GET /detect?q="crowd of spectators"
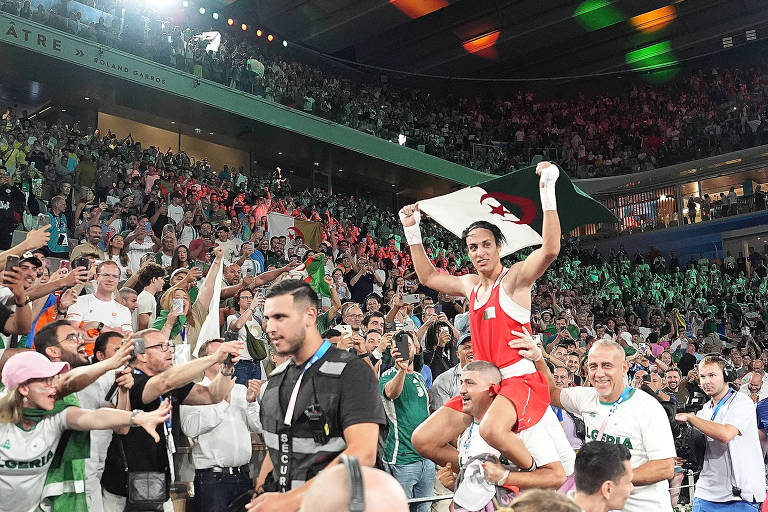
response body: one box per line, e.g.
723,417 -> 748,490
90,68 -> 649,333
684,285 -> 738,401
0,99 -> 767,509
5,0 -> 768,179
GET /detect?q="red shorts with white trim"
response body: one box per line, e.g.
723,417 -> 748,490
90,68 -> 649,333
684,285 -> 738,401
443,371 -> 550,433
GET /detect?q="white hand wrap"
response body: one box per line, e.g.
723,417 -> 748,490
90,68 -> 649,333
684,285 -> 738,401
537,162 -> 559,211
399,209 -> 423,246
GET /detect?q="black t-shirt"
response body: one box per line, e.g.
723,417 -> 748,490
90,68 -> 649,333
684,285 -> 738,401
278,347 -> 386,431
101,372 -> 194,496
345,270 -> 374,305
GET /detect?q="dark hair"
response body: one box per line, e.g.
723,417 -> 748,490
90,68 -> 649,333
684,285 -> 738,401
460,221 -> 506,247
362,311 -> 385,328
137,263 -> 166,287
34,320 -> 72,356
265,279 -> 319,311
364,293 -> 383,307
574,441 -> 632,495
322,328 -> 342,339
94,331 -> 122,355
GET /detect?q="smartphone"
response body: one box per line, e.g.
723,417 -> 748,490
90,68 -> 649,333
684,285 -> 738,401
337,324 -> 353,337
394,331 -> 411,361
224,330 -> 239,342
172,298 -> 184,314
35,212 -> 51,228
59,260 -> 70,271
6,255 -> 19,269
402,293 -> 420,304
440,326 -> 449,336
131,338 -> 146,358
72,256 -> 90,269
145,222 -> 152,233
434,304 -> 443,315
532,334 -> 542,344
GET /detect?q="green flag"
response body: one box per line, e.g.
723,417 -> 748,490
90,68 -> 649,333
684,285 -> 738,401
302,254 -> 331,297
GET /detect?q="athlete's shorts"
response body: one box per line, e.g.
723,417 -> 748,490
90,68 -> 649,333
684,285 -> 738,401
444,370 -> 550,433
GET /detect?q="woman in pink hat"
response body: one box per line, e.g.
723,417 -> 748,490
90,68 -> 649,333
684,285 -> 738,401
0,351 -> 171,512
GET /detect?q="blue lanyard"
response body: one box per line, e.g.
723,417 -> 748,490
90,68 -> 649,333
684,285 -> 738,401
283,339 -> 332,425
551,406 -> 563,422
460,422 -> 478,467
608,387 -> 633,414
710,389 -> 734,421
134,369 -> 172,431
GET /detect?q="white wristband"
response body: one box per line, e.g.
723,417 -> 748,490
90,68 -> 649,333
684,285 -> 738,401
540,184 -> 557,211
403,224 -> 423,246
497,469 -> 510,486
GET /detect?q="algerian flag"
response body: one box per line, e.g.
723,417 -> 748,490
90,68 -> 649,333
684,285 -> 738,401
300,253 -> 331,297
418,163 -> 618,257
267,212 -> 323,250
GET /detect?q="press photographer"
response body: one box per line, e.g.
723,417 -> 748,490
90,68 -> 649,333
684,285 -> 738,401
675,355 -> 766,509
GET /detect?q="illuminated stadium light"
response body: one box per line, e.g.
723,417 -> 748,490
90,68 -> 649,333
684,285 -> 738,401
629,5 -> 676,34
267,34 -> 274,42
390,0 -> 448,19
199,7 -> 205,14
241,23 -> 248,31
227,18 -> 234,26
462,29 -> 501,54
283,40 -> 288,47
573,0 -> 624,32
212,12 -> 219,20
182,0 -> 188,7
256,29 -> 263,37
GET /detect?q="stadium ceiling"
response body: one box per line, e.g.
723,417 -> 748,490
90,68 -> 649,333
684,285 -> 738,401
232,0 -> 768,79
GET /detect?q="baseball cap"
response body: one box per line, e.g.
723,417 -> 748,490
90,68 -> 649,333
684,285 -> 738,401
20,253 -> 43,267
1,351 -> 69,390
170,268 -> 189,281
453,312 -> 470,338
457,333 -> 472,346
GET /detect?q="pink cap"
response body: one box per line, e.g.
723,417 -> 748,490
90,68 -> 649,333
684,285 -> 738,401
1,351 -> 69,390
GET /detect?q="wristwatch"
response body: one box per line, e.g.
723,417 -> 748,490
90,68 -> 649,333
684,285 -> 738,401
129,409 -> 141,428
220,367 -> 234,376
15,294 -> 30,307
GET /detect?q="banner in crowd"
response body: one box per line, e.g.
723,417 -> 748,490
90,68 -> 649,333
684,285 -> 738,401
419,163 -> 618,257
267,213 -> 322,250
191,31 -> 221,52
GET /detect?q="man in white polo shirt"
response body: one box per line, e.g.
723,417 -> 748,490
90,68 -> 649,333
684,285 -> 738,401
517,336 -> 675,512
66,260 -> 133,334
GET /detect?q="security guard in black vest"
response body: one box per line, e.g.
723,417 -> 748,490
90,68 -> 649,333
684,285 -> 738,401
249,279 -> 386,512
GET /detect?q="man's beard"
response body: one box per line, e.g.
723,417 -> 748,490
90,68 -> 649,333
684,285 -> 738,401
276,326 -> 307,357
61,350 -> 89,368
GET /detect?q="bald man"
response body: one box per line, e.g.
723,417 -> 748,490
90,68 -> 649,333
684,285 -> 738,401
744,372 -> 768,403
299,463 -> 409,512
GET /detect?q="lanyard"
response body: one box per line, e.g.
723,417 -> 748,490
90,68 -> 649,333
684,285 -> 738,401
551,406 -> 564,422
460,421 -> 478,467
596,386 -> 632,441
283,340 -> 332,425
710,389 -> 734,421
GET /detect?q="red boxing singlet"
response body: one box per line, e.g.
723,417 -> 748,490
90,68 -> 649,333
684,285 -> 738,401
468,268 -> 529,368
444,267 -> 549,431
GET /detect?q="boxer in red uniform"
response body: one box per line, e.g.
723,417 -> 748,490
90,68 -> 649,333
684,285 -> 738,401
399,161 -> 561,473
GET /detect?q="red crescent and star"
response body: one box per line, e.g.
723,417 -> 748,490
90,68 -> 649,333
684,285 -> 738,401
480,192 -> 537,225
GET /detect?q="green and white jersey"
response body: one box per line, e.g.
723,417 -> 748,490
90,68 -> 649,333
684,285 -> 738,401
0,410 -> 68,512
379,368 -> 430,465
560,386 -> 676,512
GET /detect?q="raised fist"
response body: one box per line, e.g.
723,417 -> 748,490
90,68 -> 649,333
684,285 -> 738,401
398,204 -> 421,227
536,161 -> 559,189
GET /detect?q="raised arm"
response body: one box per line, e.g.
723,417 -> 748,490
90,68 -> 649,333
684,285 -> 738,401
399,204 -> 472,297
56,341 -> 133,397
515,162 -> 561,288
195,246 -> 224,307
66,399 -> 171,442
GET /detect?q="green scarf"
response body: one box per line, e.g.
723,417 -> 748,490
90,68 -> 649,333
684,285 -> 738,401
23,394 -> 90,511
153,310 -> 187,338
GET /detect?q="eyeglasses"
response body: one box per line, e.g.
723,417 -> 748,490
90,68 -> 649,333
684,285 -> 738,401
99,273 -> 120,279
28,376 -> 56,388
57,332 -> 83,344
145,343 -> 174,352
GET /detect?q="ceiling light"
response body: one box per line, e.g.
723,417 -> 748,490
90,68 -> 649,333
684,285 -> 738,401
227,18 -> 234,26
256,29 -> 262,37
182,0 -> 188,7
283,40 -> 288,47
241,23 -> 248,31
199,7 -> 205,14
60,108 -> 66,112
170,121 -> 175,124
267,34 -> 274,42
338,168 -> 343,172
313,162 -> 319,166
209,132 -> 214,135
83,96 -> 89,100
212,12 -> 219,20
277,151 -> 282,155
